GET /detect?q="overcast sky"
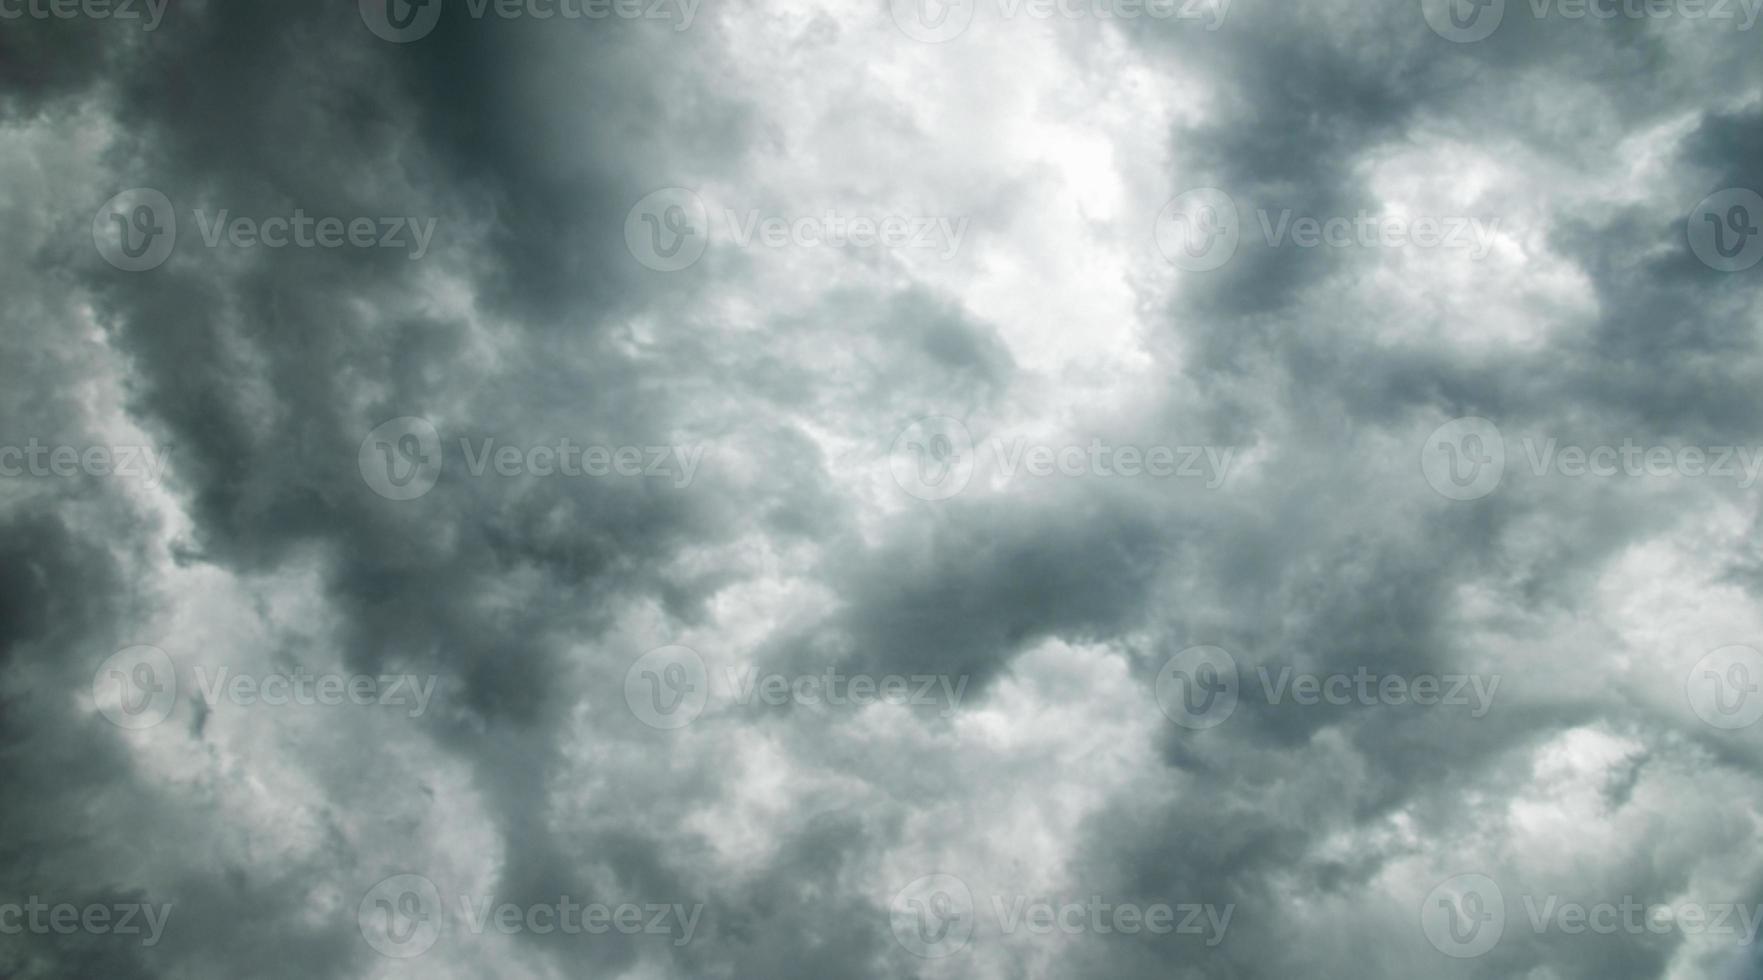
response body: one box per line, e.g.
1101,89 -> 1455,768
4,0 -> 1763,977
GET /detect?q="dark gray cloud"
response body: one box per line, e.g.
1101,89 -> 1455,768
2,0 -> 1760,977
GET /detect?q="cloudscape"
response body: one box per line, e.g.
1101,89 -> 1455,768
4,0 -> 1763,977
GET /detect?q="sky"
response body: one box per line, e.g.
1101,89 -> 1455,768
4,0 -> 1763,977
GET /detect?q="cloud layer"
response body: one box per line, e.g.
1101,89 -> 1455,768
3,0 -> 1763,977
